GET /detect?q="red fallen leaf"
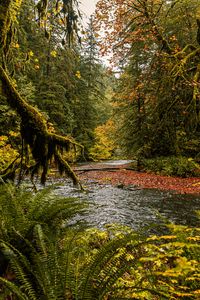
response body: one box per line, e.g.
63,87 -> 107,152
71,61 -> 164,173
79,170 -> 200,195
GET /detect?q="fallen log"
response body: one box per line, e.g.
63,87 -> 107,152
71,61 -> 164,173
73,166 -> 135,172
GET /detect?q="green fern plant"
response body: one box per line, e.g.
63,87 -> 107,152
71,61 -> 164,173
0,183 -> 90,299
0,227 -> 145,300
0,183 -> 88,238
0,228 -> 69,300
0,183 -> 88,280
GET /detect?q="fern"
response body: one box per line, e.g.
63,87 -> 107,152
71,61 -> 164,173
0,241 -> 37,300
32,225 -> 63,300
0,183 -> 88,242
0,226 -> 78,300
0,182 -> 88,299
64,231 -> 144,300
0,277 -> 30,300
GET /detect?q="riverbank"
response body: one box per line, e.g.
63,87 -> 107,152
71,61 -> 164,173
78,169 -> 200,195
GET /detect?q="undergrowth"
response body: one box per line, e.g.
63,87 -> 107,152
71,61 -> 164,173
0,184 -> 199,299
141,156 -> 200,177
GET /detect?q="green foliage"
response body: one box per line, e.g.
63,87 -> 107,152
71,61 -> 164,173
0,0 -> 114,186
0,183 -> 88,246
0,183 -> 88,299
0,103 -> 19,136
0,227 -> 74,300
0,135 -> 19,171
0,185 -> 199,299
61,224 -> 200,299
89,120 -> 116,160
141,156 -> 200,177
12,3 -> 113,161
1,223 -> 200,299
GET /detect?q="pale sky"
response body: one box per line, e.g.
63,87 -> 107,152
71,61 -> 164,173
80,0 -> 98,20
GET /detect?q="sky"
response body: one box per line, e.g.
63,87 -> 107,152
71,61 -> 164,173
79,0 -> 112,66
80,0 -> 98,22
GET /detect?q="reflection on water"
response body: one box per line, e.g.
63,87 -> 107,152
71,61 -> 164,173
54,180 -> 200,231
101,160 -> 135,166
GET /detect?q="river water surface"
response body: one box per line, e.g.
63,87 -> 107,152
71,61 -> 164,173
53,178 -> 200,232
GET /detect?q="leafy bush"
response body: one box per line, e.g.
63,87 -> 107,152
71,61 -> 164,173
0,135 -> 19,171
142,156 -> 200,177
61,224 -> 200,299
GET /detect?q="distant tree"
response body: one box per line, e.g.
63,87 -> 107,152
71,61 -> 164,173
71,17 -> 113,159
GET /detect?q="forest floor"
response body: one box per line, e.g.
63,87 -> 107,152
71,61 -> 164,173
75,163 -> 200,195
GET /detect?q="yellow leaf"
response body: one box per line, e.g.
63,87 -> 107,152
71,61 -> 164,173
28,50 -> 34,57
192,181 -> 200,186
14,43 -> 20,48
75,71 -> 81,79
50,50 -> 57,57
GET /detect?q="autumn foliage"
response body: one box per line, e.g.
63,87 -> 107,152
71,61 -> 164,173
95,0 -> 200,165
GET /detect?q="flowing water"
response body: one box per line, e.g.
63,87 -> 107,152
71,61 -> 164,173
52,177 -> 200,233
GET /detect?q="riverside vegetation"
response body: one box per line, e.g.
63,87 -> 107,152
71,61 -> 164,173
0,184 -> 199,300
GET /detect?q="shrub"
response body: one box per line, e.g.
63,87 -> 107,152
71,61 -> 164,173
0,135 -> 19,172
142,156 -> 200,177
61,223 -> 200,299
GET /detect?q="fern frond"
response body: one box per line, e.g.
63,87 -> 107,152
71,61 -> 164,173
33,224 -> 48,257
64,230 -> 86,299
30,224 -> 69,300
0,183 -> 90,299
0,183 -> 88,244
77,232 -> 141,299
31,196 -> 88,226
0,242 -> 37,300
0,277 -> 29,300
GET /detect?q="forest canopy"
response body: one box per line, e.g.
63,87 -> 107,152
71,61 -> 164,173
0,0 -> 199,182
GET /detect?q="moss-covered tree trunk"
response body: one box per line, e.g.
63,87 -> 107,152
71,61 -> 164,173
0,0 -> 82,187
0,0 -> 22,49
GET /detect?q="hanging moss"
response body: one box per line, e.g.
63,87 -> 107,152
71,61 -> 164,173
197,19 -> 200,45
54,149 -> 81,187
0,0 -> 84,186
0,66 -> 83,186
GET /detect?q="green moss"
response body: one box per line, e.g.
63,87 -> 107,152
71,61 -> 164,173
54,150 -> 82,188
0,0 -> 22,51
0,0 -> 83,186
0,66 -> 82,186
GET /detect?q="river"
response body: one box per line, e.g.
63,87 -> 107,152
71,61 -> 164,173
52,176 -> 200,233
